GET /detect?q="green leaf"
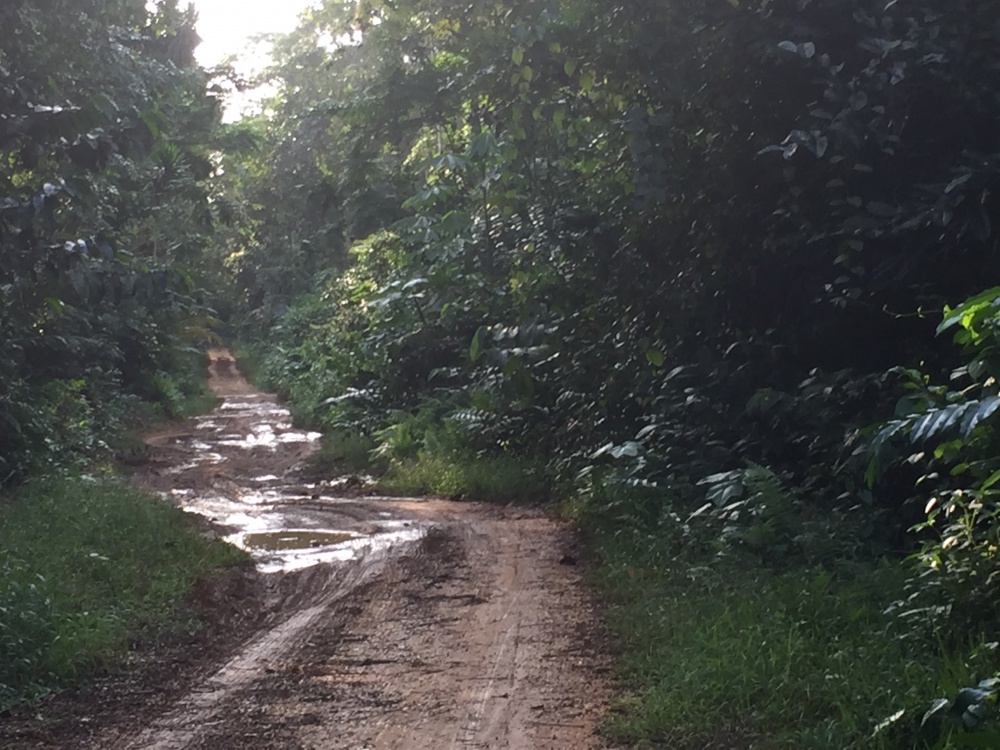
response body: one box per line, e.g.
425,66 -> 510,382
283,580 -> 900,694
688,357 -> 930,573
873,708 -> 905,735
89,93 -> 119,119
938,287 -> 1000,336
962,397 -> 1000,438
921,699 -> 949,727
469,327 -> 486,362
467,130 -> 498,159
980,468 -> 1000,492
138,108 -> 162,139
911,409 -> 954,444
512,47 -> 524,65
611,442 -> 640,459
645,348 -> 665,367
44,297 -> 65,315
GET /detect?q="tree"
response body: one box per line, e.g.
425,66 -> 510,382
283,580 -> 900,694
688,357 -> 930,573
0,0 -> 223,483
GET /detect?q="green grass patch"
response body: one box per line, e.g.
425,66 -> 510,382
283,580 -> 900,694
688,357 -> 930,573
583,508 -> 999,748
380,451 -> 551,503
303,429 -> 382,478
0,476 -> 247,710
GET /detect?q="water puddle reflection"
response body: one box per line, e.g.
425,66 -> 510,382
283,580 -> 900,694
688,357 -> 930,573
245,528 -> 425,574
165,389 -> 425,574
240,530 -> 359,551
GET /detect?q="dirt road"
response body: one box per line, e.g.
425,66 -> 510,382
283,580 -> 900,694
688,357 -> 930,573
3,350 -> 610,749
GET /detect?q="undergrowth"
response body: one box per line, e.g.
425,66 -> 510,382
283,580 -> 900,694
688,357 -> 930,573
577,484 -> 1000,749
379,451 -> 551,503
0,476 -> 246,710
154,346 -> 219,420
230,342 -> 271,392
302,429 -> 381,478
241,341 -> 554,503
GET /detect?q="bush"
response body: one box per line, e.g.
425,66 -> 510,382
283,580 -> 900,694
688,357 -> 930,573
870,288 -> 1000,636
380,451 -> 551,503
303,429 -> 381,477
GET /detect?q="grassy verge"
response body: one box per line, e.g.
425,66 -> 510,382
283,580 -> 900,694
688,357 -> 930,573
378,451 -> 552,503
0,476 -> 247,711
302,429 -> 382,479
576,492 -> 999,749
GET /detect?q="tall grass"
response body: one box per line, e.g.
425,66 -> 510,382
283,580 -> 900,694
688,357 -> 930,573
0,476 -> 246,710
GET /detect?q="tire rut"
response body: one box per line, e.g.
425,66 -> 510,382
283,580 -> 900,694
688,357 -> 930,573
161,515 -> 609,750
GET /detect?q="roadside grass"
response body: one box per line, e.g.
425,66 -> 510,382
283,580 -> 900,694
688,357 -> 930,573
303,429 -> 383,478
0,476 -> 247,711
582,511 -> 996,749
379,451 -> 552,504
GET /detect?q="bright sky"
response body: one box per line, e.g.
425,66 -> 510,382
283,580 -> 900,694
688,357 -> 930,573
190,0 -> 316,69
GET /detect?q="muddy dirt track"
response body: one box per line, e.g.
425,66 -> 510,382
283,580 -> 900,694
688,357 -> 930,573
1,350 -> 611,749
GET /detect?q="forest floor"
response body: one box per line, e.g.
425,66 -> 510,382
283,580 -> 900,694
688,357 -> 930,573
0,349 -> 611,750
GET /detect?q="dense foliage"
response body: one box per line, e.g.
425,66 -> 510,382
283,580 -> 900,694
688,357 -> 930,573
0,0 -> 249,714
0,0 -> 225,483
232,0 -> 999,527
219,0 -> 1000,745
6,0 -> 1000,743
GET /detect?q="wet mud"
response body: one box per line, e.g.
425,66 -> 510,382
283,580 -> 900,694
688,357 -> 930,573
0,349 -> 610,749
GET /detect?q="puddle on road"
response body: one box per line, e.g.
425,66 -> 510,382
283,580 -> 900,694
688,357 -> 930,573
163,389 -> 426,574
163,454 -> 225,474
242,528 -> 425,574
240,530 -> 359,551
216,430 -> 321,449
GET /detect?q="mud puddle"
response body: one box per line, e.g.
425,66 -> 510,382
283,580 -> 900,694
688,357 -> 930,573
240,530 -> 358,550
140,351 -> 432,576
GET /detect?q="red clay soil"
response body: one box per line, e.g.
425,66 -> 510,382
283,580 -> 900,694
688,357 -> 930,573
0,349 -> 612,749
